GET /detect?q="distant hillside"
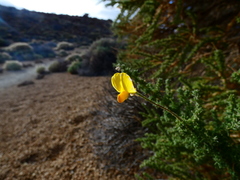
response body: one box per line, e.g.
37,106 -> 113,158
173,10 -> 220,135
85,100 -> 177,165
0,5 -> 113,46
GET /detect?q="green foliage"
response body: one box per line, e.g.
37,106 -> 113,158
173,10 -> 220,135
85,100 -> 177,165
3,60 -> 22,71
105,0 -> 240,179
231,70 -> 240,84
136,79 -> 240,179
236,17 -> 240,24
65,53 -> 83,74
67,61 -> 82,74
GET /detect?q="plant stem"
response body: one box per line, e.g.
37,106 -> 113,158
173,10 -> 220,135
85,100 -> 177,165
136,92 -> 184,122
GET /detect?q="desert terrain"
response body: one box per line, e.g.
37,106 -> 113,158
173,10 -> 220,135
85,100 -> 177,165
0,72 -> 139,180
0,5 -> 147,179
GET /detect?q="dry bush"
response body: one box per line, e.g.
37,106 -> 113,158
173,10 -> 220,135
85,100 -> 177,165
48,60 -> 68,73
36,66 -> 46,75
4,42 -> 38,61
65,53 -> 82,64
3,60 -> 23,71
55,42 -> 74,51
5,42 -> 33,52
79,38 -> 124,76
87,84 -> 151,175
56,49 -> 68,57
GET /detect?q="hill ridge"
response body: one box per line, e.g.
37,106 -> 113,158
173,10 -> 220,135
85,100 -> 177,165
0,5 -> 113,45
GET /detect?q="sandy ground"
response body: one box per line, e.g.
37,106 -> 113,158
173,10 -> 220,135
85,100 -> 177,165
0,72 -> 138,180
0,60 -> 53,90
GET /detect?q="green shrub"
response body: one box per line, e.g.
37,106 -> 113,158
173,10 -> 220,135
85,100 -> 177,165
67,61 -> 82,74
65,53 -> 82,63
48,60 -> 67,73
3,60 -> 22,71
55,42 -> 74,51
80,38 -> 123,76
107,0 -> 240,179
36,66 -> 46,75
0,52 -> 11,64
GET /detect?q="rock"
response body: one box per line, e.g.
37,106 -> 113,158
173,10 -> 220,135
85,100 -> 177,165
17,81 -> 34,87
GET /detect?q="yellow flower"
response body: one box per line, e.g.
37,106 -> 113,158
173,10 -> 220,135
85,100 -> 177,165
111,73 -> 137,103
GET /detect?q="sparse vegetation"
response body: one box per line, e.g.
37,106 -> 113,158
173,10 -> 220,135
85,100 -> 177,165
3,60 -> 22,71
31,42 -> 56,58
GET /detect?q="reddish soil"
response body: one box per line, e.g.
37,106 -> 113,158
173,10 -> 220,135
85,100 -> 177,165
0,73 -> 136,180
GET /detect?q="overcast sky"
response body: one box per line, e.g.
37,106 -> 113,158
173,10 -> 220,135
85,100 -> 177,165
0,0 -> 120,20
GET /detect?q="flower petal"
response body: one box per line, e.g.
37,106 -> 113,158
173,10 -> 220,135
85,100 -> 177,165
111,73 -> 124,93
117,91 -> 129,103
121,73 -> 137,93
